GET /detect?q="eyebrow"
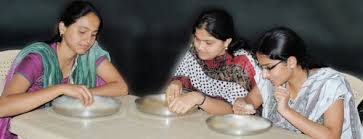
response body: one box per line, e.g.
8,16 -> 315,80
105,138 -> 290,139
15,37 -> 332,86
194,35 -> 213,41
260,63 -> 272,67
79,26 -> 98,32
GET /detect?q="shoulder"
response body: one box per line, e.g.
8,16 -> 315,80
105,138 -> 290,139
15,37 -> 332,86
232,49 -> 260,70
15,53 -> 43,84
313,68 -> 349,96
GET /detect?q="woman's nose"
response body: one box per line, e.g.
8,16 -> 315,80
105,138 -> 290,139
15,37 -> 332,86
197,42 -> 207,51
83,34 -> 94,44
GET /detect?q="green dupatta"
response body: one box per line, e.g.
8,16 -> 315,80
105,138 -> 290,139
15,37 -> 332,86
6,41 -> 110,89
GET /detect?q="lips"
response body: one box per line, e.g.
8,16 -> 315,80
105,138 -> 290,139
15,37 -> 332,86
79,44 -> 89,48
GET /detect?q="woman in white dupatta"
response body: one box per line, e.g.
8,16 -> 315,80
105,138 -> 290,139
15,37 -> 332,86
233,27 -> 361,139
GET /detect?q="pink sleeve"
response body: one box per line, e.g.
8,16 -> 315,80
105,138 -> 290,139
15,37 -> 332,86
96,55 -> 107,66
15,53 -> 43,84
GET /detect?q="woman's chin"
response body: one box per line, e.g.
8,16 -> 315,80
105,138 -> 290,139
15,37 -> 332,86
197,54 -> 212,60
76,48 -> 90,55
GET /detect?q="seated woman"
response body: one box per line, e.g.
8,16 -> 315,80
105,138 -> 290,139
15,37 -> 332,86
165,9 -> 271,115
0,1 -> 128,138
233,27 -> 361,138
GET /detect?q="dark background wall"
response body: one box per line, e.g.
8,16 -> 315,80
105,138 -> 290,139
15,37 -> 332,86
1,0 -> 362,96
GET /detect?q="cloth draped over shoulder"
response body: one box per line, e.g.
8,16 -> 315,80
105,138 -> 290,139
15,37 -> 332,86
260,68 -> 362,139
0,41 -> 110,139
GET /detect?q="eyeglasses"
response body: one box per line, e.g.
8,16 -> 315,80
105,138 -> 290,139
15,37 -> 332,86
263,61 -> 283,71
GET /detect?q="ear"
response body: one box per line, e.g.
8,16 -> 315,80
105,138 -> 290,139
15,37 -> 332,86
58,22 -> 67,35
224,38 -> 232,49
287,56 -> 297,69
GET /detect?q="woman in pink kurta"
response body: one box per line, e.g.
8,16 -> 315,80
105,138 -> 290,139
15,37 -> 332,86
0,1 -> 128,139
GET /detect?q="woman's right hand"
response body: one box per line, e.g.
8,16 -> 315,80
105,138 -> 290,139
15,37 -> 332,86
165,80 -> 183,104
57,84 -> 94,106
233,97 -> 256,115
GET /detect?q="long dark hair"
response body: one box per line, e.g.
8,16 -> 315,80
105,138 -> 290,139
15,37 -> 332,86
192,9 -> 249,55
255,27 -> 325,69
49,1 -> 102,43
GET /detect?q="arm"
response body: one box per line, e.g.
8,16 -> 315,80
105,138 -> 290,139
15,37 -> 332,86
244,86 -> 263,108
89,59 -> 128,96
280,100 -> 343,139
166,77 -> 233,114
0,74 -> 92,117
168,91 -> 233,115
197,93 -> 233,114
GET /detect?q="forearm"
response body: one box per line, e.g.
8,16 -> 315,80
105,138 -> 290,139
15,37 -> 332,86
244,95 -> 262,109
199,96 -> 233,115
0,86 -> 62,117
243,86 -> 263,109
89,81 -> 128,96
281,109 -> 339,139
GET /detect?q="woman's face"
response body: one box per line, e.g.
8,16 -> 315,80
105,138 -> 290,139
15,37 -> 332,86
256,53 -> 291,86
59,12 -> 100,54
193,28 -> 231,60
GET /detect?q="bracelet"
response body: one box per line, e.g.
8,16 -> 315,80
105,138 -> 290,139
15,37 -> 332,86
198,93 -> 206,106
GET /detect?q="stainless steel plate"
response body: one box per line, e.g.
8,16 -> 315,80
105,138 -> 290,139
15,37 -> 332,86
134,94 -> 198,117
52,95 -> 121,118
206,114 -> 272,136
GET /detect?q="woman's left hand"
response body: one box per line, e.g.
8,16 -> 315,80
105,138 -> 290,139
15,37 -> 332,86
168,91 -> 204,114
274,86 -> 291,114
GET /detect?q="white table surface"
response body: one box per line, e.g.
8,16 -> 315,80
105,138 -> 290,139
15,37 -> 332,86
10,95 -> 308,139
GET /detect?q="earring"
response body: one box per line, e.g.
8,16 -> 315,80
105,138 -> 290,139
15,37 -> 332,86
225,47 -> 228,50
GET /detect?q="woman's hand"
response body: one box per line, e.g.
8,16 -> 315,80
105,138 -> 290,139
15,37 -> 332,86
57,84 -> 94,106
274,86 -> 291,114
233,97 -> 256,115
168,91 -> 203,114
165,80 -> 183,104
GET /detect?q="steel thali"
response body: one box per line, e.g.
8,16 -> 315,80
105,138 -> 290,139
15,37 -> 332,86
206,114 -> 272,136
52,95 -> 121,118
134,94 -> 198,117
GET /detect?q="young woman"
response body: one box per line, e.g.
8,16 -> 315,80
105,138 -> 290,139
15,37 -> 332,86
165,9 -> 271,115
0,1 -> 128,138
233,27 -> 361,138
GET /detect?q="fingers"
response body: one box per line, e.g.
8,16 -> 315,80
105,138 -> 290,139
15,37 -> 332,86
274,90 -> 289,99
168,98 -> 178,112
80,86 -> 94,106
233,100 -> 256,115
275,86 -> 288,94
165,84 -> 182,105
172,85 -> 181,100
166,87 -> 174,104
168,98 -> 188,114
60,84 -> 93,107
75,86 -> 88,106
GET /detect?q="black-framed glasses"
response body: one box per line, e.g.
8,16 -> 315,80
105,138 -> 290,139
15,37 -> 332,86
264,61 -> 283,71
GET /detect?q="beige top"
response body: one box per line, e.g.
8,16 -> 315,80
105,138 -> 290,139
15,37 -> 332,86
10,95 -> 308,139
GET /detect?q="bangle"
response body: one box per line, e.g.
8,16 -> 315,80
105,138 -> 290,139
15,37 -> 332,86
198,93 -> 206,106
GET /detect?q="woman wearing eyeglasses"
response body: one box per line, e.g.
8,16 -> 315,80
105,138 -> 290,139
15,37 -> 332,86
233,27 -> 361,138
